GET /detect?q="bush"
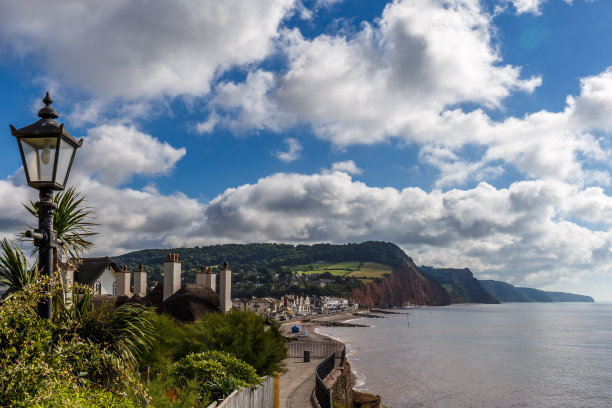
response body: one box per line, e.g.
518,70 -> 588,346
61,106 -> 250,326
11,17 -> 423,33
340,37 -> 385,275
0,286 -> 147,407
30,385 -> 137,408
182,311 -> 286,376
172,350 -> 262,401
141,311 -> 286,377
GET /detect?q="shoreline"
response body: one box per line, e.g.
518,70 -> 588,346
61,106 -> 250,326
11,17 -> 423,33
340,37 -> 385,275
281,310 -> 385,394
281,310 -> 377,342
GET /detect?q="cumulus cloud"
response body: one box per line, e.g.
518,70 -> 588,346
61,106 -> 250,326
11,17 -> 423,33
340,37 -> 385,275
329,160 -> 362,175
203,170 -> 612,288
213,0 -> 539,145
0,179 -> 35,238
508,0 -> 547,14
74,124 -> 186,186
71,178 -> 206,256
275,138 -> 303,162
0,0 -> 295,101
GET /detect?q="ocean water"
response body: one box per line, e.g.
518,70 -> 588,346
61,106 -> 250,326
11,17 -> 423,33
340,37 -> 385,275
317,303 -> 612,408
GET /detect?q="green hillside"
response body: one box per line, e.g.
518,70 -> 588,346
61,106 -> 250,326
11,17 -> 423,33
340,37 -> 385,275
112,241 -> 407,298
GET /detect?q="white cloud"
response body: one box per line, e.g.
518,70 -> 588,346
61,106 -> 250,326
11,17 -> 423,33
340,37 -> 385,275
330,160 -> 362,175
74,125 -> 186,186
508,0 -> 547,14
3,164 -> 612,294
72,179 -> 206,256
275,138 -> 303,162
0,179 -> 35,240
0,0 -> 295,101
213,0 -> 539,145
203,170 -> 612,288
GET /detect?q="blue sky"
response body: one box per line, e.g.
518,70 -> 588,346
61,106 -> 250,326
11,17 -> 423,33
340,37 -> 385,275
2,0 -> 612,301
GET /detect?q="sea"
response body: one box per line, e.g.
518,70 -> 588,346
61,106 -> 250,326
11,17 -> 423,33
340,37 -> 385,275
317,303 -> 612,408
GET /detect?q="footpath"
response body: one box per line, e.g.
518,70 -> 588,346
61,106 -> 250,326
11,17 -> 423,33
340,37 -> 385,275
279,357 -> 323,408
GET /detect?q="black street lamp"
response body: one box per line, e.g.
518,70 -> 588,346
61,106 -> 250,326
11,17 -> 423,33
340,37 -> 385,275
10,92 -> 82,319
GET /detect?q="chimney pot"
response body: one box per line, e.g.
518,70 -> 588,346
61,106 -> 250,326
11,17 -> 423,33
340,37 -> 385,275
167,253 -> 172,261
201,266 -> 206,273
138,264 -> 144,272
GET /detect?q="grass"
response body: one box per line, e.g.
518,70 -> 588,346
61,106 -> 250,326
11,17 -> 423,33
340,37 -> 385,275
293,261 -> 361,276
294,261 -> 393,283
346,262 -> 392,279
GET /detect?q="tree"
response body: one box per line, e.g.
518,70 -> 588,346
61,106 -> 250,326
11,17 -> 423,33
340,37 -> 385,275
23,186 -> 98,268
187,311 -> 286,376
0,238 -> 36,297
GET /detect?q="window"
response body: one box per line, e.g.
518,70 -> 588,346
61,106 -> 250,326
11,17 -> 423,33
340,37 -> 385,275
95,281 -> 101,294
112,282 -> 117,296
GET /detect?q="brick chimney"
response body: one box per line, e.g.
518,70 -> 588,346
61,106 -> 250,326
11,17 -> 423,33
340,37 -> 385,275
197,266 -> 216,292
134,264 -> 147,296
163,253 -> 181,301
220,261 -> 231,313
116,265 -> 131,296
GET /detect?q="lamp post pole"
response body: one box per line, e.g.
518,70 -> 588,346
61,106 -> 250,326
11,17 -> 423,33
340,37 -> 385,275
34,188 -> 58,319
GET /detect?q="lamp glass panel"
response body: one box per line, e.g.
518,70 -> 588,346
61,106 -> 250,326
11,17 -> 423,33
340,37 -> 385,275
56,138 -> 76,187
19,137 -> 57,182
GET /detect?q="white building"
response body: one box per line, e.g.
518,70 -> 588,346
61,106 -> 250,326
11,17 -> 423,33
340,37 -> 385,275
73,257 -> 120,295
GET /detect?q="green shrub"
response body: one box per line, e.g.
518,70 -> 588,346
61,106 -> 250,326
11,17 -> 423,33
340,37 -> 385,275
0,287 -> 148,407
30,385 -> 137,408
141,311 -> 286,377
172,350 -> 262,401
182,311 -> 287,376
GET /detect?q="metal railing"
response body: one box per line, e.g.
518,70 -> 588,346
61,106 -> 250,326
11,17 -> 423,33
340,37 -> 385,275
315,351 -> 336,408
285,341 -> 344,358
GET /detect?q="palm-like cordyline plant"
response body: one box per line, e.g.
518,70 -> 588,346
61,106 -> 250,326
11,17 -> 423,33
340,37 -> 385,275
23,186 -> 98,261
57,286 -> 157,370
0,238 -> 37,297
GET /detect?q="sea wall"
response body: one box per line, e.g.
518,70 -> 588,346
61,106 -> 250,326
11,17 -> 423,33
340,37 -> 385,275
313,360 -> 380,408
329,360 -> 354,407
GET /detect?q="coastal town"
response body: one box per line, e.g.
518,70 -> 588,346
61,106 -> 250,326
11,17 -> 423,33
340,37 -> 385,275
2,1 -> 612,407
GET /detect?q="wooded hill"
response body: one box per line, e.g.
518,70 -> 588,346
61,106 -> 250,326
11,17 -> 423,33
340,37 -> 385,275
113,241 -> 413,299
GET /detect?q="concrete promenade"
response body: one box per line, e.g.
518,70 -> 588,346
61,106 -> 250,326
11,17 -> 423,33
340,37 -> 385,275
279,357 -> 323,408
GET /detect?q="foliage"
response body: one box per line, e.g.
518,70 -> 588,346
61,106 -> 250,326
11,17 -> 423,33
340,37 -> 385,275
29,385 -> 137,408
0,238 -> 37,296
114,241 -> 408,294
23,187 -> 98,260
0,286 -> 147,407
184,311 -> 286,376
146,369 -> 203,408
71,298 -> 157,370
141,311 -> 286,377
172,350 -> 262,401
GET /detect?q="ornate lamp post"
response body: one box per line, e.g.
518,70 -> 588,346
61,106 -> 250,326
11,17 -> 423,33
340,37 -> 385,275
10,92 -> 83,319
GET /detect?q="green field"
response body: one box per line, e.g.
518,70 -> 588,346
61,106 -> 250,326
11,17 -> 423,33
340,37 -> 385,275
293,261 -> 392,283
346,262 -> 392,278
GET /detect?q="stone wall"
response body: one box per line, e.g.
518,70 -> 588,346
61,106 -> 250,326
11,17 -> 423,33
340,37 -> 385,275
313,358 -> 381,408
329,360 -> 354,407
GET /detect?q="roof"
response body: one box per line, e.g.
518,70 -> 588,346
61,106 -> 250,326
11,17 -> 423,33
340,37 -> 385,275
134,283 -> 220,322
74,257 -> 119,285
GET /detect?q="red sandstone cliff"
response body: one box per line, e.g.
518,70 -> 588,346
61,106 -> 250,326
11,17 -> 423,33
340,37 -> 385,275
349,260 -> 451,307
